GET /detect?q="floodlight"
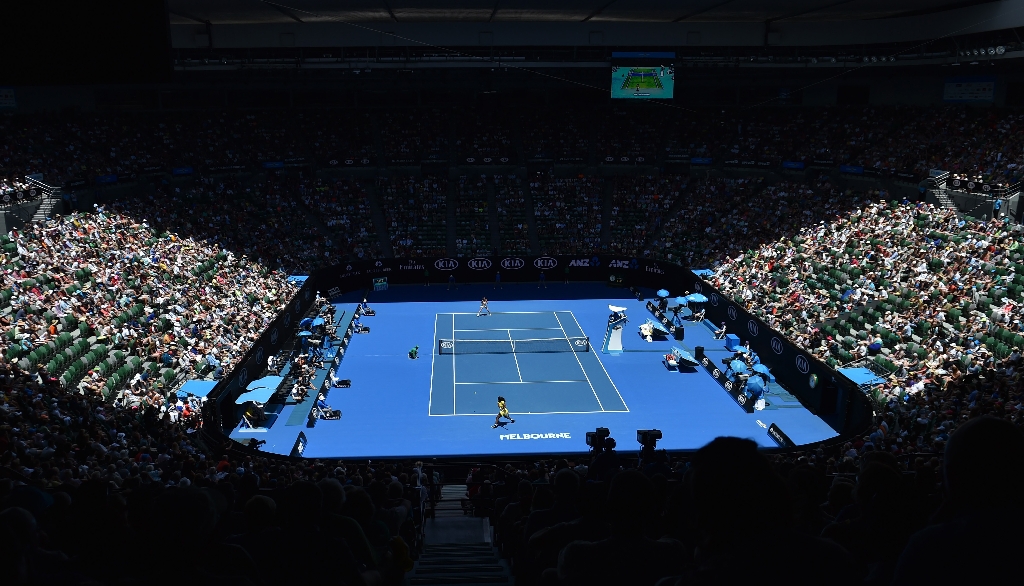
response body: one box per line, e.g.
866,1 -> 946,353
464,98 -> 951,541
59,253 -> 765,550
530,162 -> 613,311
997,46 -> 1006,55
988,47 -> 996,55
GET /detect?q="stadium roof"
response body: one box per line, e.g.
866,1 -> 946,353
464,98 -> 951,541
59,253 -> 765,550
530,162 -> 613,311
167,0 -> 998,25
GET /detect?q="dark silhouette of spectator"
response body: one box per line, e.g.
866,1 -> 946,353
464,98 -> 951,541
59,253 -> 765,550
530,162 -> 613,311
0,506 -> 75,586
821,461 -> 914,584
528,479 -> 611,584
524,468 -> 580,542
225,494 -> 281,568
497,479 -> 534,560
660,437 -> 856,586
892,416 -> 1024,585
317,479 -> 381,579
557,470 -> 686,586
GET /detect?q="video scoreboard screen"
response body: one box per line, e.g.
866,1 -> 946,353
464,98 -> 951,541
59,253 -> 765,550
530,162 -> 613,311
611,52 -> 675,100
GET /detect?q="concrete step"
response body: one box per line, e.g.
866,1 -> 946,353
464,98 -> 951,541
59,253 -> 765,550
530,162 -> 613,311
409,576 -> 509,585
414,565 -> 505,574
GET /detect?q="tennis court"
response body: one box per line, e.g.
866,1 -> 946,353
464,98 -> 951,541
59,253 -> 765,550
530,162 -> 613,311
429,311 -> 628,416
621,68 -> 664,90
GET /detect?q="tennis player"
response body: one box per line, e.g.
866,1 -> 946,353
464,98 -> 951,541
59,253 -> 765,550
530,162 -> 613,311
492,395 -> 515,428
477,297 -> 491,317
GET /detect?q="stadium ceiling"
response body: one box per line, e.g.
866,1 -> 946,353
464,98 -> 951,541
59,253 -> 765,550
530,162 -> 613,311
167,0 -> 999,25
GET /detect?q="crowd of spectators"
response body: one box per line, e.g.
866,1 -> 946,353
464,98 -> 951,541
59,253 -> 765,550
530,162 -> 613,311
521,109 -> 590,162
455,111 -> 515,162
4,105 -> 1024,586
453,175 -> 492,257
493,174 -> 532,255
709,195 -> 1024,432
1,177 -> 38,207
6,106 -> 1024,189
458,415 -> 1023,586
299,176 -> 380,261
595,108 -> 660,163
531,174 -> 603,256
0,191 -> 297,404
0,348 -> 426,585
380,110 -> 449,163
608,175 -> 685,256
377,175 -> 448,257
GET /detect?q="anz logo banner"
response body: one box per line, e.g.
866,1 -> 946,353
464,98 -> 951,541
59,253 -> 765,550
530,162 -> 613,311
607,258 -> 639,270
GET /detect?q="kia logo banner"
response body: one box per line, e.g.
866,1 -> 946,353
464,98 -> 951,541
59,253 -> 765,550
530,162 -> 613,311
710,294 -> 719,306
270,328 -> 279,344
534,257 -> 558,269
747,320 -> 759,337
771,337 -> 784,355
467,258 -> 492,270
727,306 -> 738,321
501,257 -> 526,270
435,258 -> 459,271
238,368 -> 248,386
693,282 -> 702,293
255,347 -> 265,365
795,355 -> 810,374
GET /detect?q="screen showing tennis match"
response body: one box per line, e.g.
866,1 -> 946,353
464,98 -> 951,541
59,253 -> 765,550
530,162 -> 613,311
611,52 -> 675,99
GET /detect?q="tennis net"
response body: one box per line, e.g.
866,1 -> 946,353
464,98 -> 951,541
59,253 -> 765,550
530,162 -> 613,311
438,336 -> 590,355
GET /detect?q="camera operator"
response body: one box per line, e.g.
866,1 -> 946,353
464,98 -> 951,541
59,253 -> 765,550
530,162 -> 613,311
587,437 -> 620,482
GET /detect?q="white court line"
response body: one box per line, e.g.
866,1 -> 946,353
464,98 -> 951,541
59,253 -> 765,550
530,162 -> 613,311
428,313 -> 438,415
566,311 -> 630,412
452,313 -> 457,415
454,327 -> 563,332
454,380 -> 586,385
509,329 -> 523,382
553,312 -> 604,411
441,311 -> 557,315
428,409 -> 623,417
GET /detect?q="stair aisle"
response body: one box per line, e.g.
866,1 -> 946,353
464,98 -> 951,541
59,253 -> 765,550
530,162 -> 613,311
520,170 -> 541,255
365,181 -> 396,258
447,180 -> 458,257
32,195 -> 61,222
409,485 -> 512,586
600,179 -> 613,249
486,177 -> 502,254
407,543 -> 511,586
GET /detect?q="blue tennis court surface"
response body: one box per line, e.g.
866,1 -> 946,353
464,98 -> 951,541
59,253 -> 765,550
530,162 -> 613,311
247,282 -> 837,459
430,311 -> 627,416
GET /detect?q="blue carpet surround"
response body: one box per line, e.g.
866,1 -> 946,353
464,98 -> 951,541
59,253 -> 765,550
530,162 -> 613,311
240,283 -> 837,458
